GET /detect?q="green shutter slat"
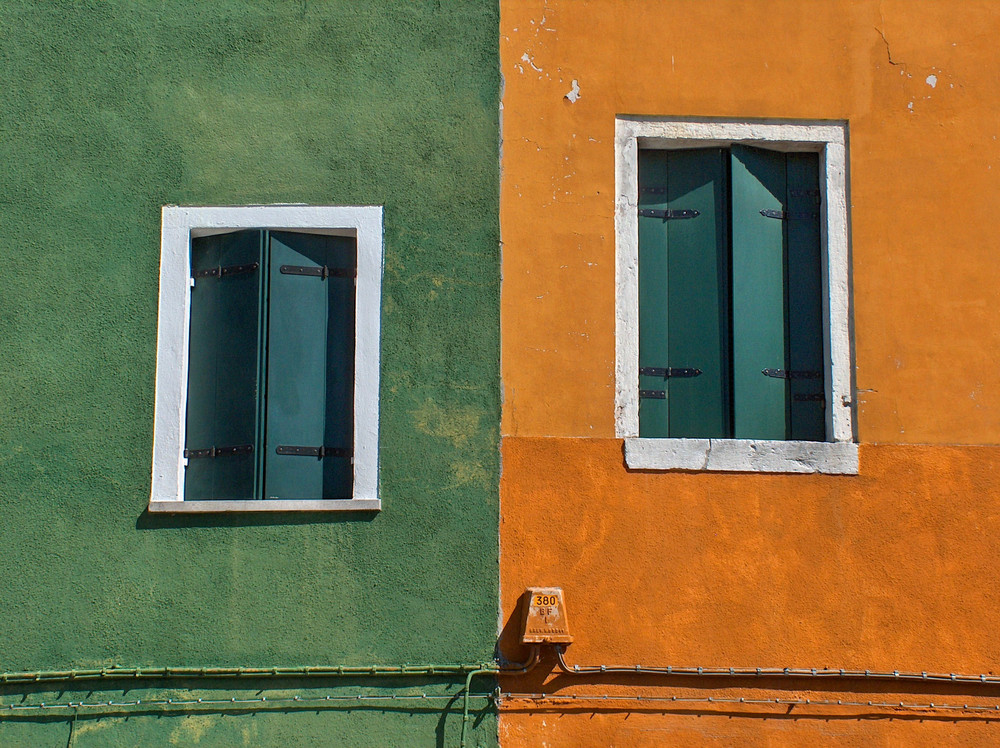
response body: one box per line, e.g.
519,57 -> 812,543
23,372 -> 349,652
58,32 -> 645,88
264,231 -> 356,499
731,145 -> 788,440
637,150 -> 671,436
638,148 -> 730,438
785,152 -> 826,441
666,148 -> 730,438
184,230 -> 262,500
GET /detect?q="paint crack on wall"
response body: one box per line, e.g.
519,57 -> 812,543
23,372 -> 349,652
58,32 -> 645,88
875,25 -> 906,67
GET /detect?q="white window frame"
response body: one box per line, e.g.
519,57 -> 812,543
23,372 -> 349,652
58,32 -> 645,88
615,118 -> 857,474
149,205 -> 383,512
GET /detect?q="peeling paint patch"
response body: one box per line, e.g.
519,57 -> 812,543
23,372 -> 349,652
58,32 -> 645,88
564,79 -> 580,102
926,74 -> 938,88
521,53 -> 543,73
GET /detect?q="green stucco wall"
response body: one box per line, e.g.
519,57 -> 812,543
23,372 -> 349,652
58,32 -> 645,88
0,1 -> 499,745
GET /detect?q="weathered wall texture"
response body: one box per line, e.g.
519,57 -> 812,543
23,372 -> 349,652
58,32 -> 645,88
498,0 -> 1000,744
0,2 -> 499,746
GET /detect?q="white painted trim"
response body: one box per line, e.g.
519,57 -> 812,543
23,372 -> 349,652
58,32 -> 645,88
615,118 -> 855,474
150,205 -> 383,511
624,439 -> 858,474
149,499 -> 381,514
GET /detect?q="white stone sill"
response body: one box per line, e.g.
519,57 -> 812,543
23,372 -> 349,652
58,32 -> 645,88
148,499 -> 381,513
624,438 -> 859,474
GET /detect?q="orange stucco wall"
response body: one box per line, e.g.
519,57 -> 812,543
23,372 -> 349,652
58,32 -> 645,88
499,1 -> 1000,744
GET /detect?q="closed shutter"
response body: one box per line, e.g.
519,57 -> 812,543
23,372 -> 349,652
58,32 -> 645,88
184,230 -> 263,499
785,153 -> 826,441
638,148 -> 730,438
264,231 -> 356,499
730,144 -> 788,440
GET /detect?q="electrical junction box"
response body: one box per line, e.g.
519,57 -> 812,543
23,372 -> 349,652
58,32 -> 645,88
520,587 -> 573,645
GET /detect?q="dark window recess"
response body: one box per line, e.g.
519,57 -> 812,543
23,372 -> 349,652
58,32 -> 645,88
184,229 -> 356,500
637,146 -> 826,441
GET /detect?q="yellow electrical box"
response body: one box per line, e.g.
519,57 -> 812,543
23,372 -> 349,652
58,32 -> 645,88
520,587 -> 573,645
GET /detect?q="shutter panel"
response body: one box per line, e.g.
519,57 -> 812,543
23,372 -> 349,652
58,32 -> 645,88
638,148 -> 730,438
730,145 -> 788,440
264,231 -> 356,499
637,151 -> 671,436
184,230 -> 263,499
785,152 -> 826,441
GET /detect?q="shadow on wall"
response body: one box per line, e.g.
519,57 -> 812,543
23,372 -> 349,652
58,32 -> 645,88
495,592 -> 1000,708
0,675 -> 493,748
135,509 -> 380,530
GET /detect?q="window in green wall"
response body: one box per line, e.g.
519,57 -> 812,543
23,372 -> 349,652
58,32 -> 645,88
184,229 -> 356,501
637,146 -> 826,441
149,206 -> 383,513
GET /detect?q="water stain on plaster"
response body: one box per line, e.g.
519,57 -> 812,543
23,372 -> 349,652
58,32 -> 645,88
411,398 -> 482,448
67,719 -> 117,741
449,459 -> 489,489
170,715 -> 218,744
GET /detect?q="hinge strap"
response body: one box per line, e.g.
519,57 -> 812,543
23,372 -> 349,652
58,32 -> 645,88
275,446 -> 352,458
638,208 -> 701,221
793,393 -> 825,402
640,367 -> 702,378
184,444 -> 254,459
279,265 -> 355,279
638,390 -> 666,400
192,262 -> 259,279
762,368 -> 822,380
760,209 -> 819,220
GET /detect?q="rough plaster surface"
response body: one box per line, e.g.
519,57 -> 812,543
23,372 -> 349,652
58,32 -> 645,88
0,2 -> 499,745
500,0 -> 1000,444
499,0 -> 1000,744
499,440 -> 1000,745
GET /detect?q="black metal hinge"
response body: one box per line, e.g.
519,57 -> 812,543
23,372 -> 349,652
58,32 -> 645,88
275,445 -> 352,458
279,265 -> 355,279
184,444 -> 254,459
793,393 -> 826,402
639,390 -> 666,400
762,368 -> 822,380
193,262 -> 259,279
640,367 -> 702,378
638,208 -> 701,221
760,209 -> 819,220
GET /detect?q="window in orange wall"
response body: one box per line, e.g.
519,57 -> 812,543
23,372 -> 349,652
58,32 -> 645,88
616,118 -> 856,474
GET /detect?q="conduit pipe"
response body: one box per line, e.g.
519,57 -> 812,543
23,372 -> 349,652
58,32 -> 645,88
0,662 -> 507,748
554,647 -> 1000,686
460,646 -> 541,748
0,663 -> 492,684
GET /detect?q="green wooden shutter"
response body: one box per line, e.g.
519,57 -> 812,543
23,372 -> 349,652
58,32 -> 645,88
637,151 -> 671,436
730,145 -> 788,440
264,231 -> 356,499
184,230 -> 263,499
638,148 -> 730,438
785,153 -> 826,441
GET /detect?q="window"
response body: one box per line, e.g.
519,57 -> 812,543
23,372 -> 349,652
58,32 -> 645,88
615,119 -> 857,474
150,206 -> 382,512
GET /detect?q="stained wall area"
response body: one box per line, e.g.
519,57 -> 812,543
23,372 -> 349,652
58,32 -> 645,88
0,2 -> 499,746
499,1 -> 1000,744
